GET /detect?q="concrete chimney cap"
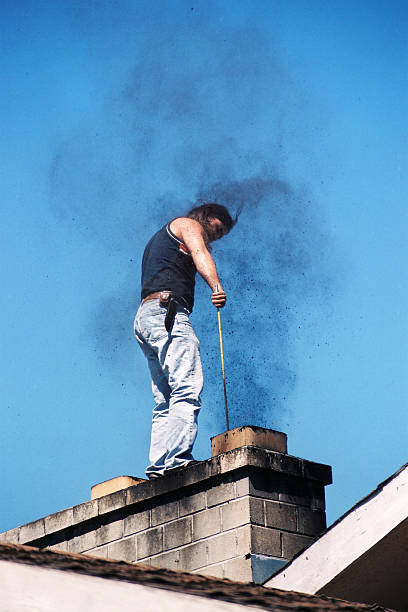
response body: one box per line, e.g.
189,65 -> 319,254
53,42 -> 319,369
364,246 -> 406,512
211,425 -> 287,457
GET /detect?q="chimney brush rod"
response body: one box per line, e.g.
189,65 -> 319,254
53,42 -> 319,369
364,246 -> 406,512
214,284 -> 229,430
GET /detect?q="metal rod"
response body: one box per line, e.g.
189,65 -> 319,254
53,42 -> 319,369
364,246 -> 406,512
215,285 -> 229,430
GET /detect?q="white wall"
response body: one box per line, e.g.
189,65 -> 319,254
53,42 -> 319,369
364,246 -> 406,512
0,560 -> 259,612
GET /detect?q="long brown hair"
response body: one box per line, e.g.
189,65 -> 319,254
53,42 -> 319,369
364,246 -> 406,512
187,203 -> 237,237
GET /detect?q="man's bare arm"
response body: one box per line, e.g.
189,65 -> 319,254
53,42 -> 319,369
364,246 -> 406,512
172,218 -> 227,307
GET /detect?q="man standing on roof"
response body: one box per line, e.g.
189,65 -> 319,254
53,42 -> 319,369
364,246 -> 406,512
134,203 -> 236,479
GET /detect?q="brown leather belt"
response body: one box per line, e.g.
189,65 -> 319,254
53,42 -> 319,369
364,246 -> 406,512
141,292 -> 162,305
141,292 -> 189,332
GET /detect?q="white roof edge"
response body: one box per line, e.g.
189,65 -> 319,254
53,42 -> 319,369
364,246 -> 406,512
265,463 -> 408,593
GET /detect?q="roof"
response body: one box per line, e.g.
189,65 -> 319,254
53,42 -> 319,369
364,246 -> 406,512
0,542 -> 395,611
266,462 -> 408,610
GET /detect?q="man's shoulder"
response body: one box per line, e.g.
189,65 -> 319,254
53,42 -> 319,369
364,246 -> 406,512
169,217 -> 201,239
169,216 -> 199,226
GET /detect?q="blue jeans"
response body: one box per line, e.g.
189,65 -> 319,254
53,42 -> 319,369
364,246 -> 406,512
134,299 -> 203,477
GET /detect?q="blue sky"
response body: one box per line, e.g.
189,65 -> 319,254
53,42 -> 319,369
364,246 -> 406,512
1,0 -> 407,533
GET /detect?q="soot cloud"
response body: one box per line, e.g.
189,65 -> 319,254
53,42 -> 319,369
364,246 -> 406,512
49,6 -> 336,430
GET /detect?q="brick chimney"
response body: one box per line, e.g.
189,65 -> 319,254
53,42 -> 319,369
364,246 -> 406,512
0,427 -> 332,583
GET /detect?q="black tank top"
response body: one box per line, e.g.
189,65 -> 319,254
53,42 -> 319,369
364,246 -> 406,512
141,222 -> 197,311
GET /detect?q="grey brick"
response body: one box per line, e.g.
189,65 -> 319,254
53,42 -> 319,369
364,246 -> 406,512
73,500 -> 98,523
307,483 -> 326,511
69,530 -> 97,553
251,525 -> 281,557
311,495 -> 326,511
164,516 -> 192,550
19,519 -> 45,544
277,476 -> 315,508
45,508 -> 73,535
193,507 -> 221,541
137,526 -> 163,559
221,497 -> 250,530
297,507 -> 326,536
249,497 -> 265,526
152,501 -> 178,526
179,491 -> 206,516
0,527 -> 20,544
194,561 -> 224,578
278,491 -> 310,507
86,545 -> 108,558
149,549 -> 180,571
46,541 -> 69,553
236,525 -> 251,556
96,519 -> 123,546
124,509 -> 150,536
178,540 -> 208,571
126,486 -> 147,506
108,536 -> 137,562
281,532 -> 313,559
236,477 -> 250,498
98,490 -> 126,515
207,531 -> 236,565
138,557 -> 152,566
223,556 -> 252,582
264,501 -> 297,532
207,481 -> 236,507
164,462 -> 207,490
247,471 -> 279,501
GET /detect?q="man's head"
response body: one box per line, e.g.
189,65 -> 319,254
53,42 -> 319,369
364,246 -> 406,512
187,202 -> 237,243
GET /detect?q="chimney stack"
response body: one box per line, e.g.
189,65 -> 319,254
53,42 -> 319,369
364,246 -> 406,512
0,427 -> 331,583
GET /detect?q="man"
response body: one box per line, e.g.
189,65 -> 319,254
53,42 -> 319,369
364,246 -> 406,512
134,202 -> 236,478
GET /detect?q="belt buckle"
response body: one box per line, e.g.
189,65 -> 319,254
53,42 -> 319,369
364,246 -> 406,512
159,291 -> 171,306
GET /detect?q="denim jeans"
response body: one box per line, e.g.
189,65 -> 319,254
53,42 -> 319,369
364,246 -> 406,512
134,299 -> 203,477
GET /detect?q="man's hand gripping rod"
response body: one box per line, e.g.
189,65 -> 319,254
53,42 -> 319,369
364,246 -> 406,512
214,284 -> 229,430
